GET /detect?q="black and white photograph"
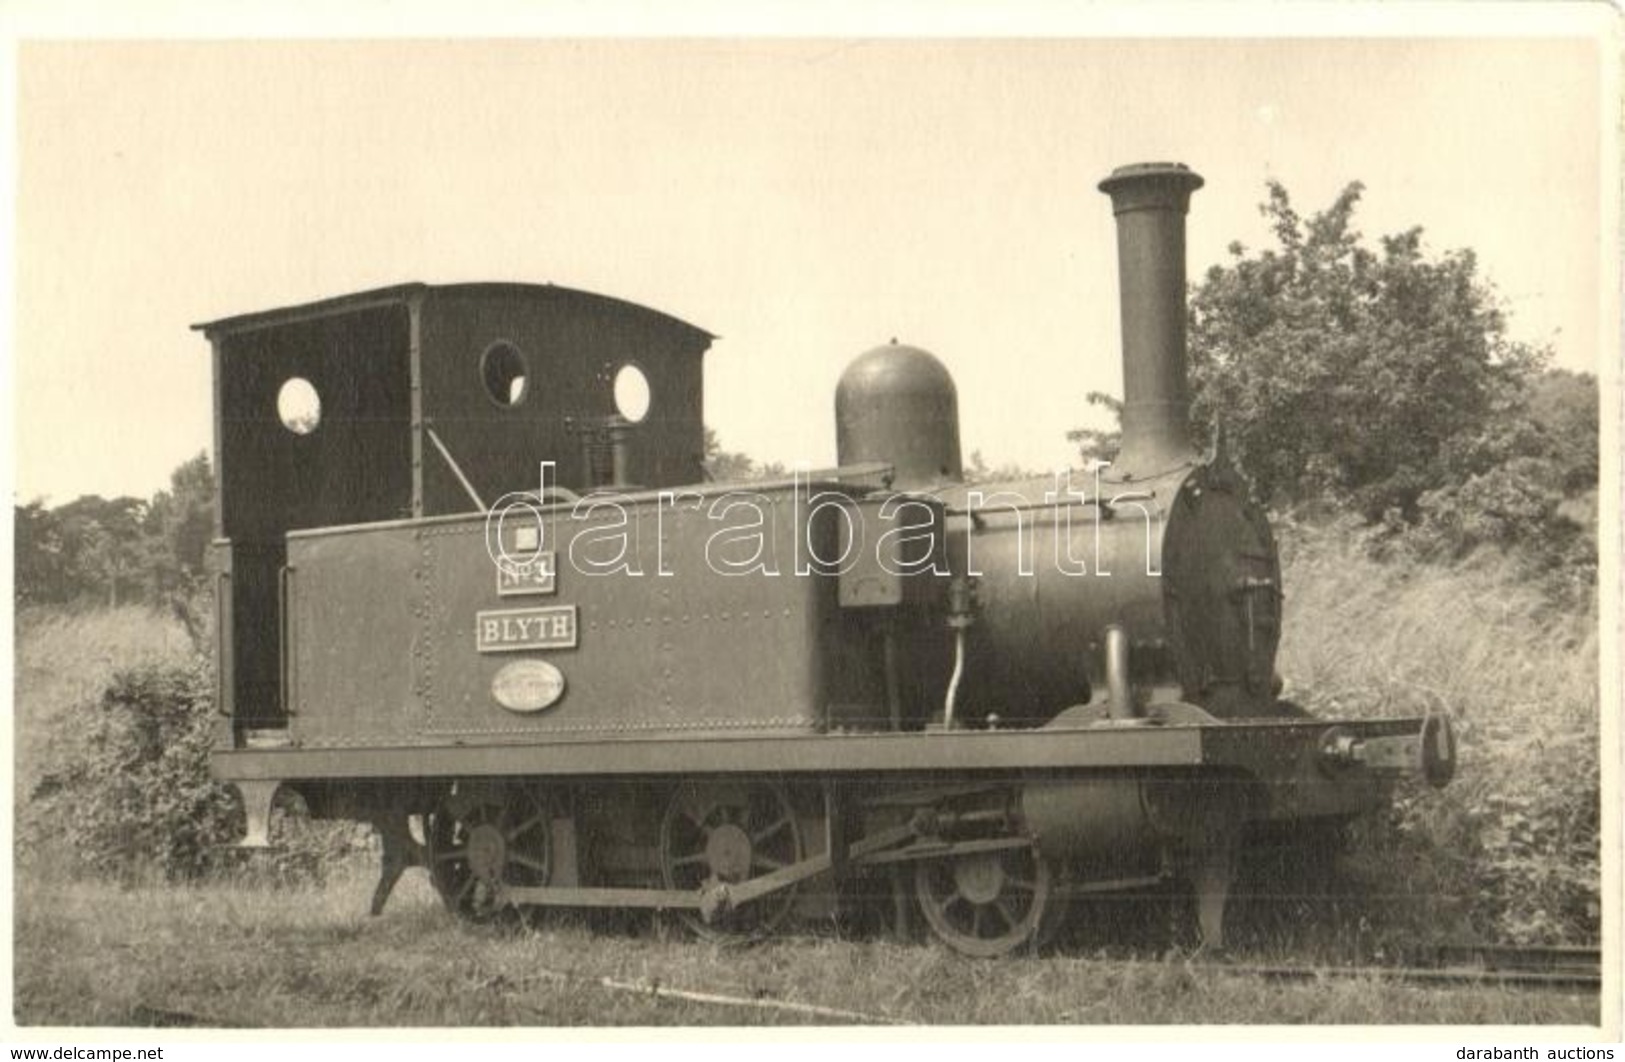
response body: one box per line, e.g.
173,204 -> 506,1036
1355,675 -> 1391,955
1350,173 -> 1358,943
5,3 -> 1618,1048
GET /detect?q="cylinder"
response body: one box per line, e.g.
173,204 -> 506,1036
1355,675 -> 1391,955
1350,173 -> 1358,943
1097,162 -> 1205,479
835,343 -> 963,490
1022,778 -> 1155,870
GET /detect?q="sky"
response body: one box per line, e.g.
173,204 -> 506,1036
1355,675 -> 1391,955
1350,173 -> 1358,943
8,16 -> 1615,503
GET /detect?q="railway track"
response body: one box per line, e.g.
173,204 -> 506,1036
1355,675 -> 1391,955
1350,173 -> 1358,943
1197,943 -> 1603,993
121,942 -> 1601,1027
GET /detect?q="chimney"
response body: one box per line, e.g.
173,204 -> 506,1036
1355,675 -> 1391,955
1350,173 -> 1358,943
1097,162 -> 1204,479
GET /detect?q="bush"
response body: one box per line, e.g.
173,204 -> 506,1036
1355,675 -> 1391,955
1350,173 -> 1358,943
1405,459 -> 1596,607
19,653 -> 372,884
22,657 -> 240,879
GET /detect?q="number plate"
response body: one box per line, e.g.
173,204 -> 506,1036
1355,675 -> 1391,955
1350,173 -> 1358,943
497,552 -> 557,596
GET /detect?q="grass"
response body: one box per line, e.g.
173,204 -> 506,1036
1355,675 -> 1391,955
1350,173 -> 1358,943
1277,522 -> 1597,734
1273,522 -> 1601,944
12,872 -> 1600,1028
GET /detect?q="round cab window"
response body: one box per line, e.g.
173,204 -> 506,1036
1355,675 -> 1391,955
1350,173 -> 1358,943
613,363 -> 651,423
481,341 -> 530,407
276,378 -> 321,435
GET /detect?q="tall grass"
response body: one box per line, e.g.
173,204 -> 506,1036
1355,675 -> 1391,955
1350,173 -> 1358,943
1275,519 -> 1600,944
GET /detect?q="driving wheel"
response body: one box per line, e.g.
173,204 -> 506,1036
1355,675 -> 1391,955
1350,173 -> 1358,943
914,844 -> 1055,957
427,783 -> 553,922
660,781 -> 803,940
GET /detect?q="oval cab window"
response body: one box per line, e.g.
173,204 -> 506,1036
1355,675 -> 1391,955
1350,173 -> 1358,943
481,341 -> 530,407
276,378 -> 321,435
613,364 -> 651,423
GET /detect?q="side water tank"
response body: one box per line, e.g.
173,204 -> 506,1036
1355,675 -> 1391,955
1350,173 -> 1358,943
834,342 -> 963,491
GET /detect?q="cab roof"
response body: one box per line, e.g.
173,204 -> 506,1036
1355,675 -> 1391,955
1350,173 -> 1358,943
192,281 -> 715,343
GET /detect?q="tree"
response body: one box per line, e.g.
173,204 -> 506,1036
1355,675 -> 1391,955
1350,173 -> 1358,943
1524,369 -> 1599,495
1065,392 -> 1123,466
15,501 -> 71,605
702,427 -> 786,482
143,452 -> 216,645
14,452 -> 216,618
961,450 -> 1038,486
1185,180 -> 1548,521
42,495 -> 149,607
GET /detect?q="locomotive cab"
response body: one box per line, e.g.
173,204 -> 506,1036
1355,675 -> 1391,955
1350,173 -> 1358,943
198,282 -> 713,735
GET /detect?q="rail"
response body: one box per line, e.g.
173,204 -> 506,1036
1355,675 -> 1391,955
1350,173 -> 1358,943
1188,944 -> 1602,993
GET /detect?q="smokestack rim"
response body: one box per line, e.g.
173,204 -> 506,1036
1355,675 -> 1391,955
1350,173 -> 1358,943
1098,161 -> 1205,215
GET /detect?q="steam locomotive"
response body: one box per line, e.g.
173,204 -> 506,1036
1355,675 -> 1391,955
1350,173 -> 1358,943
203,162 -> 1454,956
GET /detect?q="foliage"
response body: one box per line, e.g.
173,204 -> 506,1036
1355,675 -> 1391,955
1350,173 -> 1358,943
1404,458 -> 1596,605
22,657 -> 243,880
142,452 -> 217,644
15,494 -> 150,607
1274,518 -> 1599,945
16,616 -> 371,885
1071,176 -> 1596,596
1186,180 -> 1551,520
702,427 -> 786,482
1063,391 -> 1123,466
15,451 -> 217,640
1401,365 -> 1597,603
960,450 -> 1037,485
13,605 -> 197,822
14,501 -> 74,603
1524,368 -> 1599,493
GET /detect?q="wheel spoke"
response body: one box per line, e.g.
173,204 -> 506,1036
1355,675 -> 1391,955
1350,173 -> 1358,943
994,896 -> 1020,930
425,788 -> 564,921
914,843 -> 1056,957
695,808 -> 722,830
751,816 -> 792,845
507,812 -> 547,842
663,783 -> 802,942
675,800 -> 705,827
